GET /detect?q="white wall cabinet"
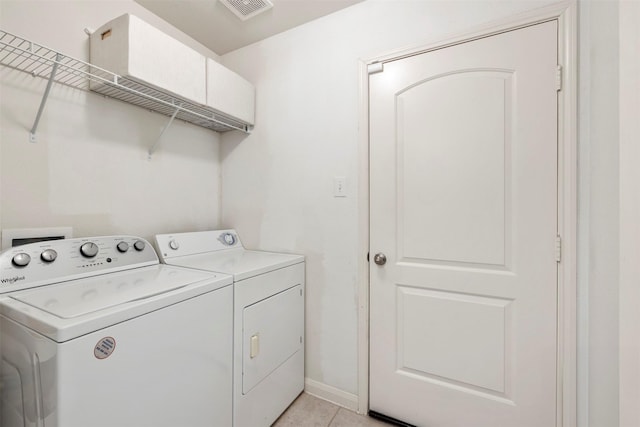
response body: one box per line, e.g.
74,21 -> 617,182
207,58 -> 255,125
90,14 -> 255,128
90,14 -> 208,106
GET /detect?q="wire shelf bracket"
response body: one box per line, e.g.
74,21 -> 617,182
148,105 -> 180,159
29,52 -> 61,143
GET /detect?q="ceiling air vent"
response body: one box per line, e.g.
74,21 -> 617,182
219,0 -> 274,21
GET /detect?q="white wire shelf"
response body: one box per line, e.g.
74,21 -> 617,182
0,29 -> 252,141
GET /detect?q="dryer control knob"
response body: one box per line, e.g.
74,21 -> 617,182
116,242 -> 129,253
133,240 -> 145,251
80,242 -> 99,258
169,240 -> 180,250
12,253 -> 31,267
40,249 -> 57,263
222,233 -> 236,246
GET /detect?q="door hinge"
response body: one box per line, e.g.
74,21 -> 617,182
367,252 -> 370,262
368,62 -> 384,75
555,235 -> 562,263
556,65 -> 563,91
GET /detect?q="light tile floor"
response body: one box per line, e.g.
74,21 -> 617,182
272,392 -> 392,427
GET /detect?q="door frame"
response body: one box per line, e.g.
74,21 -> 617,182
356,1 -> 577,425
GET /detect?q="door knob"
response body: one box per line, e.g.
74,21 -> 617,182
373,253 -> 387,266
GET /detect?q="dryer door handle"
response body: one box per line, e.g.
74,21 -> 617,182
250,334 -> 260,358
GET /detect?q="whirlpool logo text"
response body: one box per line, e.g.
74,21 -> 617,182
1,276 -> 25,285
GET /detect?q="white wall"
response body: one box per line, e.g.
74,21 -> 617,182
618,1 -> 640,425
579,1 -> 626,425
220,0 -> 561,403
0,1 -> 223,242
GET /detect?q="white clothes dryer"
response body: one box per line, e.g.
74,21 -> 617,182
0,236 -> 233,427
155,230 -> 305,427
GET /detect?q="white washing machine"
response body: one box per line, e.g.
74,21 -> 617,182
0,235 -> 233,427
155,230 -> 305,427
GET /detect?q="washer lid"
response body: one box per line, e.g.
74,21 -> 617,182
165,249 -> 304,281
0,264 -> 232,342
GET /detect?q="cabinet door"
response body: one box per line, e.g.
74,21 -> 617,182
207,58 -> 255,125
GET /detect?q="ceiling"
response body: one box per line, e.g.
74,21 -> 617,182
134,0 -> 364,55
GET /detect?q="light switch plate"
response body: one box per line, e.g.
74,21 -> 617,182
334,176 -> 347,197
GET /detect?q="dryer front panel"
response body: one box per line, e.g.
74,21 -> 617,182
242,284 -> 303,394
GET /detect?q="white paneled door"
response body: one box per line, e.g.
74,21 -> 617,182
369,21 -> 559,427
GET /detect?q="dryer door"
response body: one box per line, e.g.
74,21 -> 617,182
242,284 -> 303,394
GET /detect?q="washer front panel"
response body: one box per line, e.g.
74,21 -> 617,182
0,282 -> 233,427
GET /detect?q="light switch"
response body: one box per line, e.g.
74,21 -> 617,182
334,176 -> 347,197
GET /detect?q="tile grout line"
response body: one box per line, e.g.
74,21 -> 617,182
327,406 -> 341,427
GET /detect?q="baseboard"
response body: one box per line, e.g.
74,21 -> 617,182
304,377 -> 359,412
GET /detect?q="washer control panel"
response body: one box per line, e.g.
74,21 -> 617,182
155,229 -> 243,261
0,236 -> 158,293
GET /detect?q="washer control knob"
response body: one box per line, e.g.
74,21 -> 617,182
80,242 -> 99,258
133,240 -> 145,251
169,239 -> 180,250
12,253 -> 31,267
116,242 -> 129,253
40,249 -> 58,263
